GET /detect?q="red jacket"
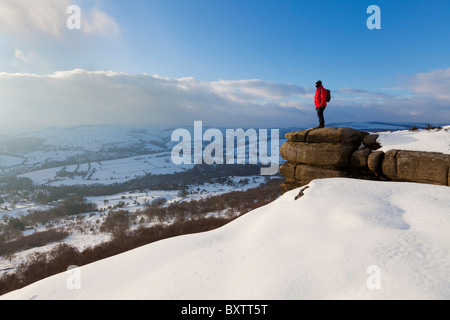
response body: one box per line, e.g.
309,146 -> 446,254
315,86 -> 327,108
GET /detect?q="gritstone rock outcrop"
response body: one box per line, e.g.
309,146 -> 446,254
279,127 -> 450,193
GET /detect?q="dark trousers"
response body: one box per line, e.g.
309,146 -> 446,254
316,106 -> 326,127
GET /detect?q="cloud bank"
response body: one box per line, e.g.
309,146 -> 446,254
408,68 -> 450,101
0,69 -> 449,130
0,70 -> 308,129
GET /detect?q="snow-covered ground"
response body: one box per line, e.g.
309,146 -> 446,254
378,125 -> 450,154
18,152 -> 193,186
2,178 -> 449,300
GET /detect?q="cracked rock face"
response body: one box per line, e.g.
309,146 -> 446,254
281,142 -> 358,166
279,127 -> 449,193
382,150 -> 450,185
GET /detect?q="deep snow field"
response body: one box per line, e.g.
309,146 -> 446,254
0,124 -> 449,300
2,178 -> 449,300
378,126 -> 450,154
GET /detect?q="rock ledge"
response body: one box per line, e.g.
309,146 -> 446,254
279,127 -> 449,192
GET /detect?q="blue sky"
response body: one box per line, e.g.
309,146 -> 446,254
0,0 -> 449,129
114,0 -> 449,87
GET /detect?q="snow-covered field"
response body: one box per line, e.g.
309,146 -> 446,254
378,126 -> 450,154
2,178 -> 449,300
18,152 -> 193,186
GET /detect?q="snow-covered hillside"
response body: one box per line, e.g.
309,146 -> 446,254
2,178 -> 449,300
0,125 -> 175,178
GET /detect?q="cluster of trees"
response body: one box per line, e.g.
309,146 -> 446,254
0,177 -> 34,193
0,196 -> 97,257
0,196 -> 96,243
0,229 -> 68,259
21,196 -> 97,226
0,218 -> 27,244
55,165 -> 90,179
99,210 -> 130,235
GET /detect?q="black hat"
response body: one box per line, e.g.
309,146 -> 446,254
316,80 -> 322,86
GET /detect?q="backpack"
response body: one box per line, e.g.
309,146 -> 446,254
326,89 -> 331,103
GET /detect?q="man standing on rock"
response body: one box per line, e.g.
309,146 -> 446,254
314,80 -> 328,128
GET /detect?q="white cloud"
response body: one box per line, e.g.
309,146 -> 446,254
81,6 -> 119,35
0,0 -> 119,38
209,79 -> 308,102
0,0 -> 69,37
328,80 -> 450,124
407,68 -> 450,101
